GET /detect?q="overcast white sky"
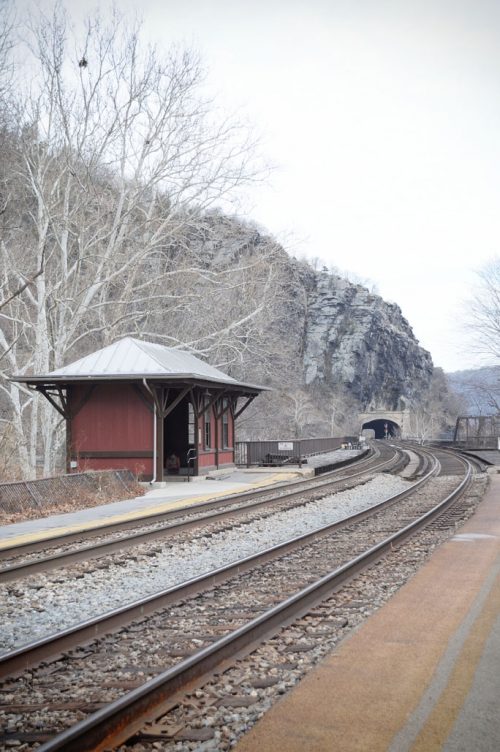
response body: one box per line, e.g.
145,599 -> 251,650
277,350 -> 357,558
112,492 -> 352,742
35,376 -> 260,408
42,0 -> 500,371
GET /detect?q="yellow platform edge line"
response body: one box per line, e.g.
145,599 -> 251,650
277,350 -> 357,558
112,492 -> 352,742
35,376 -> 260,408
0,472 -> 297,550
409,567 -> 500,751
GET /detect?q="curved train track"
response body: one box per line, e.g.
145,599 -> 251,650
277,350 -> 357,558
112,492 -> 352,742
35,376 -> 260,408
0,443 -> 484,750
0,441 -> 405,580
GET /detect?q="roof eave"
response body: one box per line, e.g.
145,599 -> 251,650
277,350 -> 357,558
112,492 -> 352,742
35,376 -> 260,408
10,374 -> 270,393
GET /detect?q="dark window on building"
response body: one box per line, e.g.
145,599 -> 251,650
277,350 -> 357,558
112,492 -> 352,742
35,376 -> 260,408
204,398 -> 211,449
188,403 -> 195,445
222,399 -> 229,448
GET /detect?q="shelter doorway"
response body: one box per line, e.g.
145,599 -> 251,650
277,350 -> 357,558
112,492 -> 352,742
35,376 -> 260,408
362,418 -> 400,439
163,394 -> 195,477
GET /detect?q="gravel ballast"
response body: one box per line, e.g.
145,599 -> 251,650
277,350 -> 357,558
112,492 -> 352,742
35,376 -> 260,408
0,474 -> 411,653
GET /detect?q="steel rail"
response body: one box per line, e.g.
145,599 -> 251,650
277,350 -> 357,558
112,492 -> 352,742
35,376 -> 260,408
429,443 -> 493,473
0,445 -> 404,581
0,446 -> 381,562
400,442 -> 480,479
0,447 -> 436,679
35,453 -> 472,752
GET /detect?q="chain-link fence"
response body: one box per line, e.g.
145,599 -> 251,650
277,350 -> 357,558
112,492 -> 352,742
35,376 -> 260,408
0,470 -> 138,515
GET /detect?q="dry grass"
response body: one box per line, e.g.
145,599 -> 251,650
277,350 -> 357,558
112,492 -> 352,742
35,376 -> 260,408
0,472 -> 145,526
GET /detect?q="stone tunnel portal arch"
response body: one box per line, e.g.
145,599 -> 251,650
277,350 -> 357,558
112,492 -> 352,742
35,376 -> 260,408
362,418 -> 400,439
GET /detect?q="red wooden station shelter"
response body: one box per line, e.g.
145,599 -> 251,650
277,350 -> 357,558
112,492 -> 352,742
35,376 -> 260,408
13,337 -> 265,481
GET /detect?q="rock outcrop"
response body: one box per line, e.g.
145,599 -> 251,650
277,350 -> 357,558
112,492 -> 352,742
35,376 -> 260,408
179,211 -> 434,412
301,269 -> 433,410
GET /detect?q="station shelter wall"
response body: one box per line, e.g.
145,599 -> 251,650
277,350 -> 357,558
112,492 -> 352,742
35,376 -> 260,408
69,383 -> 153,478
68,384 -> 236,477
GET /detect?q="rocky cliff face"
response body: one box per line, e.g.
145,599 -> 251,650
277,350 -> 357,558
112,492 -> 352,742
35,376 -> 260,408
181,212 -> 434,412
301,269 -> 433,410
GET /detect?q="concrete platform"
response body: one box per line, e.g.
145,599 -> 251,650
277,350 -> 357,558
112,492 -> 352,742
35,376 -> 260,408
235,475 -> 500,752
304,448 -> 363,469
0,449 -> 366,551
465,450 -> 500,466
0,469 -> 302,550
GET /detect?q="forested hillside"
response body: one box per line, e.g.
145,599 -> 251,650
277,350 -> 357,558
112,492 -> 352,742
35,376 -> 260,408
447,366 -> 500,415
0,7 -> 436,478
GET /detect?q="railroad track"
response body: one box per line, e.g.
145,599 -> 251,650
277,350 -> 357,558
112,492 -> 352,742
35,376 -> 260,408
0,446 -> 480,750
0,441 -> 405,580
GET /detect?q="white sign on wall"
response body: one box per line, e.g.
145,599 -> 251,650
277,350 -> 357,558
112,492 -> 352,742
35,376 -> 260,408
278,442 -> 294,451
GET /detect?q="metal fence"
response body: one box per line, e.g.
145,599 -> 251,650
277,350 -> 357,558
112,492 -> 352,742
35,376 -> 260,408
0,469 -> 138,515
235,437 -> 350,467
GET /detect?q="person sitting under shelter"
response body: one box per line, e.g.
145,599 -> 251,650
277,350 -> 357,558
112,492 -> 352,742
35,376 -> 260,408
166,452 -> 180,474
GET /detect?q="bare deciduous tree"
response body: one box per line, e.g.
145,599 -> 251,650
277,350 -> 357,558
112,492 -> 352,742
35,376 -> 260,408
408,368 -> 461,443
281,389 -> 319,438
0,0 -> 14,104
0,6 -> 276,478
467,256 -> 500,361
449,367 -> 500,416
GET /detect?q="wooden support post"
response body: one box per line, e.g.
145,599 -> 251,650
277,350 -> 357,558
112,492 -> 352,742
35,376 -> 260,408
66,418 -> 72,474
156,404 -> 164,482
215,402 -> 219,469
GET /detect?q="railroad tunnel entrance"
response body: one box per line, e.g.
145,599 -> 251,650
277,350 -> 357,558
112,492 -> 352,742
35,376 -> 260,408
362,418 -> 400,439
